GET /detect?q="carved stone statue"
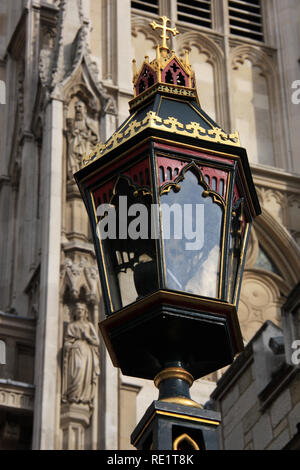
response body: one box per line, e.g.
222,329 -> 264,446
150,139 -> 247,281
62,302 -> 100,406
66,100 -> 99,179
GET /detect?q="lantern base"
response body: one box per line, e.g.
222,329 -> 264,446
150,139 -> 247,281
99,290 -> 243,381
131,400 -> 220,450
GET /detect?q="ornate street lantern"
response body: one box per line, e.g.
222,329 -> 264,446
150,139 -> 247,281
74,17 -> 261,450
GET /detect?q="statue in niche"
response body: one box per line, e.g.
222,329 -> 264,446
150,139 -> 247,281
66,100 -> 99,179
62,302 -> 100,406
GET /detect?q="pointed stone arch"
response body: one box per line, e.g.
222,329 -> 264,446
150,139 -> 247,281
131,16 -> 158,69
231,45 -> 277,77
239,209 -> 300,342
131,16 -> 159,48
253,209 -> 300,287
230,44 -> 287,168
177,31 -> 224,67
177,31 -> 229,131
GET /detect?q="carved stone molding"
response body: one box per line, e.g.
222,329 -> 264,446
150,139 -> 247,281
38,0 -> 116,116
177,31 -> 224,66
132,16 -> 160,47
0,380 -> 34,412
60,403 -> 90,450
239,270 -> 286,342
230,44 -> 277,77
256,187 -> 287,227
60,255 -> 100,306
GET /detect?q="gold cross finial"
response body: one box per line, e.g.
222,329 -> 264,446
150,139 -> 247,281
150,16 -> 179,51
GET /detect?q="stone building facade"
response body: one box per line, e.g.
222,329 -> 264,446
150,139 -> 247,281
0,0 -> 299,450
211,282 -> 300,450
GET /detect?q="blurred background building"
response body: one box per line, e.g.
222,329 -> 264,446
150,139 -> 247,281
0,0 -> 299,450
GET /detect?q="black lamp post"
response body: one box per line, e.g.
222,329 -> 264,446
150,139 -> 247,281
74,16 -> 261,450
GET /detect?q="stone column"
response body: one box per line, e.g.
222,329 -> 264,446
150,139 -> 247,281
32,98 -> 63,450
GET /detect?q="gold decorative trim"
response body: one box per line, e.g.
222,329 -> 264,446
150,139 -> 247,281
157,410 -> 220,426
173,433 -> 200,451
129,83 -> 198,112
154,367 -> 194,388
110,174 -> 153,202
160,396 -> 203,409
132,409 -> 219,447
82,111 -> 240,167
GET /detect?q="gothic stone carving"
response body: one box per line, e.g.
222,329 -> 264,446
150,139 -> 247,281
62,302 -> 100,407
256,187 -> 287,227
66,99 -> 99,179
60,256 -> 100,305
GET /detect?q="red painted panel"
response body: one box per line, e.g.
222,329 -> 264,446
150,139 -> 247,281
135,64 -> 158,95
84,144 -> 150,188
92,158 -> 151,210
123,158 -> 151,187
161,58 -> 189,87
157,156 -> 186,185
93,179 -> 116,208
157,156 -> 228,197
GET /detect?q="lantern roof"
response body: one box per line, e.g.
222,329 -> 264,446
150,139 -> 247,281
82,16 -> 242,168
132,16 -> 195,100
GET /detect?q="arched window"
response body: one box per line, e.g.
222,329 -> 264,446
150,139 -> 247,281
178,33 -> 226,126
231,58 -> 274,165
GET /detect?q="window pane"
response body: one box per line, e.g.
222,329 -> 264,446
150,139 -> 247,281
161,169 -> 224,298
97,176 -> 159,312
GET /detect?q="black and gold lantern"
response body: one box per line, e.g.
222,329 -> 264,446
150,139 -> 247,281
74,16 -> 261,450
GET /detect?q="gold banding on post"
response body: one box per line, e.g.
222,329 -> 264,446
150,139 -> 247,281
159,396 -> 203,409
154,367 -> 194,388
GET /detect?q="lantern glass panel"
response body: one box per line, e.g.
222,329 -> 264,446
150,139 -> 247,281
98,176 -> 159,312
160,168 -> 224,298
